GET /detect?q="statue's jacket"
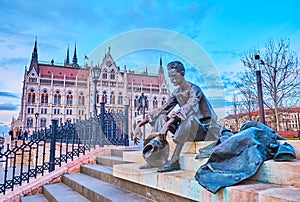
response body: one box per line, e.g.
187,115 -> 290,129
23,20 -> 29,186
195,121 -> 296,193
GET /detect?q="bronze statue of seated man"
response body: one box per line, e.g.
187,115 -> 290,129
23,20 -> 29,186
134,61 -> 222,172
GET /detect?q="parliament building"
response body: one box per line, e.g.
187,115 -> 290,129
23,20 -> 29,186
11,39 -> 170,136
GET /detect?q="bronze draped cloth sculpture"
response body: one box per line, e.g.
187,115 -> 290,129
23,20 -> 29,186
194,121 -> 296,193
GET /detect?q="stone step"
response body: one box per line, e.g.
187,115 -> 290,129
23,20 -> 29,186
179,154 -> 208,172
126,140 -> 299,158
21,194 -> 49,202
124,152 -> 300,188
111,148 -> 124,157
62,173 -> 153,202
81,164 -> 114,183
42,183 -> 89,202
123,140 -> 300,173
122,152 -> 209,172
251,159 -> 300,188
81,164 -> 193,202
227,181 -> 300,202
113,163 -> 300,202
122,141 -> 213,164
96,155 -> 132,167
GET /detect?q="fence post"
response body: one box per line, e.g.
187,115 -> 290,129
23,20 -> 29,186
124,104 -> 129,146
100,102 -> 105,146
49,119 -> 58,172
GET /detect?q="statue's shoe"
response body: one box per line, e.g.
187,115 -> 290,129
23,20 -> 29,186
139,163 -> 155,169
157,161 -> 180,172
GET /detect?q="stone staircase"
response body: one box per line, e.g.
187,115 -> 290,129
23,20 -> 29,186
21,140 -> 300,202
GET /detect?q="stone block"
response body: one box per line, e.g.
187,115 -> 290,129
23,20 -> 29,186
227,181 -> 300,202
179,154 -> 208,172
251,159 -> 300,188
123,151 -> 146,164
113,163 -> 158,189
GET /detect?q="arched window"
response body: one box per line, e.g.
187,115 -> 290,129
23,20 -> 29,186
27,118 -> 33,128
153,97 -> 158,109
41,89 -> 48,104
110,69 -> 115,79
78,92 -> 85,106
117,92 -> 123,105
54,90 -> 61,105
27,89 -> 36,104
134,95 -> 139,109
66,91 -> 73,105
110,92 -> 115,104
161,97 -> 166,106
40,118 -> 47,128
103,91 -> 107,104
102,69 -> 107,79
96,91 -> 100,104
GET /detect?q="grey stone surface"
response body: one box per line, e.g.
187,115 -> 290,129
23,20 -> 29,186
96,155 -> 131,167
21,194 -> 49,202
63,173 -> 153,202
43,183 -> 90,202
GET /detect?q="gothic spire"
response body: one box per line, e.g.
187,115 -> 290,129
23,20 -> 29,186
31,36 -> 38,62
65,44 -> 70,66
29,37 -> 39,74
158,56 -> 164,74
72,42 -> 78,67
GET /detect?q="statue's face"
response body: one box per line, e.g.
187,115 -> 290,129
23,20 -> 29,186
168,68 -> 184,86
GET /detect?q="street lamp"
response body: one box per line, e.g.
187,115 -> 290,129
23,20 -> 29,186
34,112 -> 39,132
138,93 -> 148,140
255,54 -> 265,124
91,66 -> 101,116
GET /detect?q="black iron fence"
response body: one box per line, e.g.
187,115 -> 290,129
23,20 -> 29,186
0,104 -> 129,194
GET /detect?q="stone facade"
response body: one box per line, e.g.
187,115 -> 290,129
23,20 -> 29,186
220,107 -> 300,132
11,39 -> 170,137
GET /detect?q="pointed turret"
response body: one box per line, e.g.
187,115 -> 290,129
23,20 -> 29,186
65,45 -> 70,66
72,42 -> 78,67
158,56 -> 164,74
158,56 -> 165,85
29,37 -> 39,74
31,37 -> 38,62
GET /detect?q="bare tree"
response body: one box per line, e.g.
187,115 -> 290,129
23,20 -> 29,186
240,38 -> 300,131
235,80 -> 257,121
232,94 -> 240,130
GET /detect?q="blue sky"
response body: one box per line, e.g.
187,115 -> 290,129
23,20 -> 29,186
0,0 -> 300,134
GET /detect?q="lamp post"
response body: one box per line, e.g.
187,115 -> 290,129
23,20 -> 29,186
91,66 -> 101,116
139,93 -> 148,140
34,112 -> 39,132
91,66 -> 101,146
297,111 -> 300,138
255,55 -> 265,124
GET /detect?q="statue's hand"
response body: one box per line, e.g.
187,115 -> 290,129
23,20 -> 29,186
133,125 -> 142,145
133,125 -> 142,136
171,109 -> 187,120
134,137 -> 140,145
